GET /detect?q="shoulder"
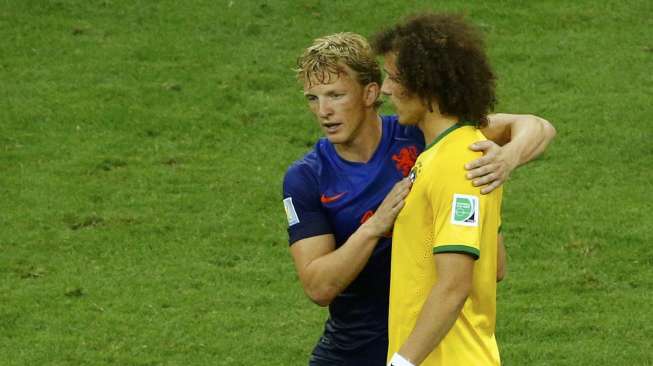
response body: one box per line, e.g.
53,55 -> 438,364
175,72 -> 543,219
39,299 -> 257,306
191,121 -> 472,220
436,126 -> 485,164
283,136 -> 338,194
423,127 -> 483,190
283,148 -> 321,189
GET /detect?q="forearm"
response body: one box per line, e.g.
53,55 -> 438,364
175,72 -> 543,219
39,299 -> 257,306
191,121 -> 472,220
297,179 -> 411,306
303,225 -> 380,305
491,113 -> 556,167
398,283 -> 468,365
467,114 -> 555,194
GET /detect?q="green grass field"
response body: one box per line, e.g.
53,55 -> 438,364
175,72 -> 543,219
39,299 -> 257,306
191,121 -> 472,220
1,0 -> 651,365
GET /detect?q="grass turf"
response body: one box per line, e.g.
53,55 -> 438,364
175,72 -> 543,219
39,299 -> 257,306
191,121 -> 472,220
1,0 -> 651,364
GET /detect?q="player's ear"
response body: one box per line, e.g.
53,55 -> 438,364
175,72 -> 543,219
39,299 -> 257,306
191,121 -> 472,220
363,82 -> 380,108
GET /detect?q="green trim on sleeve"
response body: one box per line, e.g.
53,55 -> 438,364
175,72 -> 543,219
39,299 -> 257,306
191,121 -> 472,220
433,244 -> 480,260
498,225 -> 502,234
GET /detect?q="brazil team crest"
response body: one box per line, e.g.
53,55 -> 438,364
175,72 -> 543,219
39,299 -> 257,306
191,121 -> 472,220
451,194 -> 479,226
408,161 -> 423,183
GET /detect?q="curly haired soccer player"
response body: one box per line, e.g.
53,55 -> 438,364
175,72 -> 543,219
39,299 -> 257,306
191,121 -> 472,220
283,32 -> 555,366
374,13 -> 519,366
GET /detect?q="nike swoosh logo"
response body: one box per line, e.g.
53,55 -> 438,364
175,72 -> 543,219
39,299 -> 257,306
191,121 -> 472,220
320,192 -> 347,204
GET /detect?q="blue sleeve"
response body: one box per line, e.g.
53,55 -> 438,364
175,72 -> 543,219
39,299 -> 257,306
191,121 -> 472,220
282,163 -> 333,245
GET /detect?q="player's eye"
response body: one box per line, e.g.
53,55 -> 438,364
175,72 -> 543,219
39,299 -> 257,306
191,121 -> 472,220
384,72 -> 400,83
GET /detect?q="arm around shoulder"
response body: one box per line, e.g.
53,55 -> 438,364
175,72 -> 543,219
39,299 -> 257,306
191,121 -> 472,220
484,113 -> 557,166
466,114 -> 557,194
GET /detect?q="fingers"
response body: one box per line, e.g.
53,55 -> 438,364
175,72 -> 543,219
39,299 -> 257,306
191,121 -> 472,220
466,140 -> 500,170
378,178 -> 411,213
396,179 -> 412,200
390,199 -> 405,213
465,154 -> 487,170
467,159 -> 507,193
465,151 -> 497,171
387,182 -> 411,209
472,172 -> 502,187
395,177 -> 412,190
467,163 -> 501,180
480,180 -> 502,195
395,178 -> 412,194
468,140 -> 494,152
368,185 -> 408,235
389,178 -> 411,196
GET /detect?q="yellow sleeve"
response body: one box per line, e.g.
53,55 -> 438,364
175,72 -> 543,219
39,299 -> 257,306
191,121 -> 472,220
427,146 -> 488,260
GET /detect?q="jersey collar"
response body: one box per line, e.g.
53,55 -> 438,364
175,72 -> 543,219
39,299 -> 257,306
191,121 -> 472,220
423,121 -> 477,151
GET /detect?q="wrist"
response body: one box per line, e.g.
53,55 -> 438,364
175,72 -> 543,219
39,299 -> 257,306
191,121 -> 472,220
388,353 -> 415,366
359,219 -> 384,240
501,142 -> 521,170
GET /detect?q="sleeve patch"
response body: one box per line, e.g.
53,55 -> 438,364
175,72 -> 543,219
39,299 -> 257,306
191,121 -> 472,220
451,194 -> 479,227
283,197 -> 300,226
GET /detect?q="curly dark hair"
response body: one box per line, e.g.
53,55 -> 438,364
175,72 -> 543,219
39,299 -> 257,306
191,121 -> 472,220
372,13 -> 496,126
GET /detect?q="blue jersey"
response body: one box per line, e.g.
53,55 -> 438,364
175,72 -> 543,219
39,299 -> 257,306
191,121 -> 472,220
282,115 -> 424,352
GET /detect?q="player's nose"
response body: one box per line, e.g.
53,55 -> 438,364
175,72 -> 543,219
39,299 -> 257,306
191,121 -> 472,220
381,77 -> 392,96
318,99 -> 333,118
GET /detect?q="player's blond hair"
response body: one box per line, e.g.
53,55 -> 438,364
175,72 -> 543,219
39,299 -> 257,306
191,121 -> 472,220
296,32 -> 382,91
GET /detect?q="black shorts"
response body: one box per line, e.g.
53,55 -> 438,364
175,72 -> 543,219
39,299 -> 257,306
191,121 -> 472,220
308,335 -> 388,366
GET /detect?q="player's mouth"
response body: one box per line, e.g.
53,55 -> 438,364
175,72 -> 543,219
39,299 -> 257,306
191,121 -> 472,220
322,122 -> 342,134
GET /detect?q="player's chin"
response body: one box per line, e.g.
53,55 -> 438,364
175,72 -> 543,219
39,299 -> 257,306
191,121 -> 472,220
324,131 -> 347,144
325,136 -> 345,145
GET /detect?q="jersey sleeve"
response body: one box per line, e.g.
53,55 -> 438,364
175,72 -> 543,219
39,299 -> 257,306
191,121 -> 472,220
427,148 -> 494,260
282,163 -> 332,245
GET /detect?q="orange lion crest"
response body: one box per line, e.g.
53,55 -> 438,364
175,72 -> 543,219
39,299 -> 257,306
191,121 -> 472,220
392,146 -> 418,177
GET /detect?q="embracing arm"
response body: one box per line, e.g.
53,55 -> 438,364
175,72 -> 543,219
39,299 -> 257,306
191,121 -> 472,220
290,178 -> 411,306
483,113 -> 557,165
469,114 -> 557,194
393,253 -> 474,365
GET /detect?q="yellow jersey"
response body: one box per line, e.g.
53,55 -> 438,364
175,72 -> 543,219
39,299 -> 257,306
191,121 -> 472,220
388,123 -> 503,366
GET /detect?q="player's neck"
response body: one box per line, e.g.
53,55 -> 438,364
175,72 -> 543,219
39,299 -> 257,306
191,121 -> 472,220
419,111 -> 459,146
334,112 -> 382,163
